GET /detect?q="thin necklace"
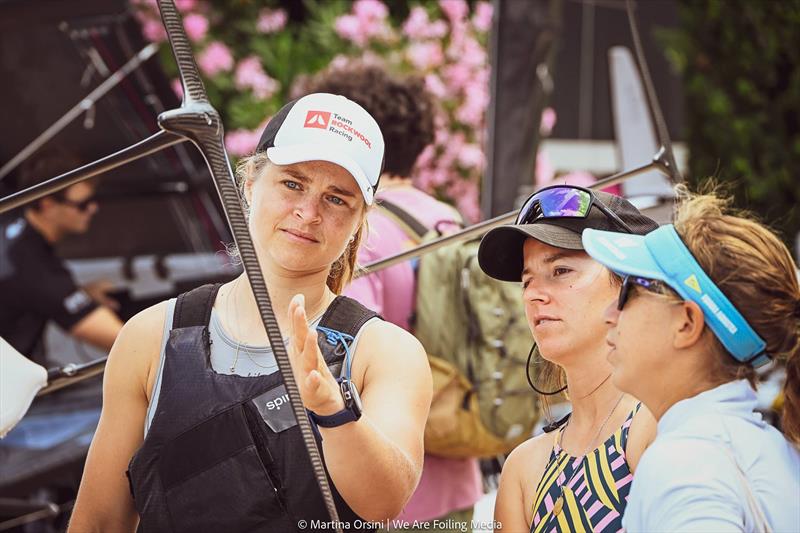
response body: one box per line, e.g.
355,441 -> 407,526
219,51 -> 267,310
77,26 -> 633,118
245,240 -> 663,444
226,278 -> 332,372
551,393 -> 626,517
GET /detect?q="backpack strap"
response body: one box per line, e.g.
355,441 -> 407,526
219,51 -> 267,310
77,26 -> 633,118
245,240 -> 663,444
318,295 -> 381,337
378,199 -> 428,243
173,283 -> 223,329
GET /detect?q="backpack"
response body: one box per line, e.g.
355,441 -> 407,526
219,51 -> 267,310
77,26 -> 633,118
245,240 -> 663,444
378,200 -> 539,458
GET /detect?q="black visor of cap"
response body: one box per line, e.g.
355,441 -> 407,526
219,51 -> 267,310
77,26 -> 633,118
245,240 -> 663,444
256,99 -> 297,153
478,192 -> 659,282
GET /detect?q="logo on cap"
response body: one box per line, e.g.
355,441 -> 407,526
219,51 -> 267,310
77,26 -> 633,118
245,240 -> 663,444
684,274 -> 701,294
305,110 -> 331,130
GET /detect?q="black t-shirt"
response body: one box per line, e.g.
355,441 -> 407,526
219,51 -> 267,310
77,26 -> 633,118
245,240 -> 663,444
0,217 -> 97,362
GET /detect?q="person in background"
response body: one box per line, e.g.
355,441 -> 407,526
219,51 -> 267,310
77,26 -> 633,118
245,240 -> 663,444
304,62 -> 484,530
583,185 -> 800,531
0,150 -> 123,364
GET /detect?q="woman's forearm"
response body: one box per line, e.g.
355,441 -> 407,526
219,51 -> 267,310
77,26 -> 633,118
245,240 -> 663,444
320,414 -> 420,522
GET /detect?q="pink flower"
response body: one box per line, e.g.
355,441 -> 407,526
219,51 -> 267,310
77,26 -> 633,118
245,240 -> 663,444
402,6 -> 430,39
442,63 -> 472,92
415,144 -> 437,169
235,56 -> 279,99
424,73 -> 448,99
330,54 -> 351,70
175,0 -> 197,12
225,129 -> 261,157
171,78 -> 184,100
184,13 -> 209,42
141,18 -> 167,43
456,79 -> 490,127
407,42 -> 444,71
353,0 -> 389,23
414,167 -> 449,192
460,36 -> 487,68
257,8 -> 288,34
472,1 -> 493,32
448,179 -> 481,222
335,14 -> 368,47
457,144 -> 485,170
540,107 -> 557,136
439,0 -> 469,23
427,20 -> 449,39
434,126 -> 450,146
198,41 -> 234,77
402,7 -> 448,39
440,132 -> 466,168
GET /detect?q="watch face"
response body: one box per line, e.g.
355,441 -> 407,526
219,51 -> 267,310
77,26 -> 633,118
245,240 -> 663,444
340,378 -> 363,417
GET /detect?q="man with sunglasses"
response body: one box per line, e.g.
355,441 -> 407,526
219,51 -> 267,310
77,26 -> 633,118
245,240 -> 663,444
0,153 -> 123,364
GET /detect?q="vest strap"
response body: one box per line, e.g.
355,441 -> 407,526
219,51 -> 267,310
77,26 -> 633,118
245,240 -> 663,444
318,295 -> 379,338
174,283 -> 222,329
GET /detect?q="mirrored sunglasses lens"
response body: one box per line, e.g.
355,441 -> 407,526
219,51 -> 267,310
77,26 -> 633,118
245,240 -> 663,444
537,188 -> 591,217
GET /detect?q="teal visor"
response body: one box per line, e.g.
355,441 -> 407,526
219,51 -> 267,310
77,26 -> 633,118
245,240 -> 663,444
582,225 -> 769,367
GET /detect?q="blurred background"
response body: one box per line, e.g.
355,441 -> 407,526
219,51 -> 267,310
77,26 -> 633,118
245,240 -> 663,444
0,0 -> 798,530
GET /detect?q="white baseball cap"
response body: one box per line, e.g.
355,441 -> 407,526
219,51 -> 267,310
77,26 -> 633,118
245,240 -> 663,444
256,93 -> 385,205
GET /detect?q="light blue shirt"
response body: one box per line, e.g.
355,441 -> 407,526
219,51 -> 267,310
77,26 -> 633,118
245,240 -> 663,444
623,380 -> 800,532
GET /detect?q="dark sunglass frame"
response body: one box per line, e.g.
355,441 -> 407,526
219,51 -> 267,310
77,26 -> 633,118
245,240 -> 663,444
516,184 -> 635,234
618,275 -> 668,310
56,195 -> 95,211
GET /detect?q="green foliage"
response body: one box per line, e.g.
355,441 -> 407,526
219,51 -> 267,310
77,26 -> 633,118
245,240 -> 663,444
660,0 -> 800,253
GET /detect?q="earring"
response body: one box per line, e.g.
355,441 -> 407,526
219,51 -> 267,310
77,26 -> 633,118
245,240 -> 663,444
349,235 -> 356,243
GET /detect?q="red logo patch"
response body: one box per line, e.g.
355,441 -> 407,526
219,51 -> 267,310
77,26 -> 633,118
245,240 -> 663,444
304,110 -> 331,129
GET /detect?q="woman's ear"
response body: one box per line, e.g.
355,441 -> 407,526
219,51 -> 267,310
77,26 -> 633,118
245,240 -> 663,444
243,178 -> 254,206
673,300 -> 706,350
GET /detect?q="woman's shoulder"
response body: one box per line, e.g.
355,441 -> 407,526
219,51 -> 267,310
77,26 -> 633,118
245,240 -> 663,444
358,318 -> 424,354
123,300 -> 170,339
626,402 -> 657,471
111,300 -> 171,396
509,430 -> 557,464
503,430 -> 557,482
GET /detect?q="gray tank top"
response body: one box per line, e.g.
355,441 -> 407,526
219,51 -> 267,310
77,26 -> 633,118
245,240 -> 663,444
145,298 -> 376,435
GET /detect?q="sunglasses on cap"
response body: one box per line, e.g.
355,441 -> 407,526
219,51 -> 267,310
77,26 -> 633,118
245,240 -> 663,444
617,275 -> 670,310
516,185 -> 634,233
56,195 -> 96,212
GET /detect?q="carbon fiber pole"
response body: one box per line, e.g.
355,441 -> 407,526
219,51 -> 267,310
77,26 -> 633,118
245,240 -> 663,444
359,150 -> 671,276
625,0 -> 682,183
155,1 -> 343,529
0,130 -> 184,215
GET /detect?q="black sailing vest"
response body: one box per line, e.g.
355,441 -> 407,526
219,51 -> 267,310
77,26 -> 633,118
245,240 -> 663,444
127,283 -> 380,532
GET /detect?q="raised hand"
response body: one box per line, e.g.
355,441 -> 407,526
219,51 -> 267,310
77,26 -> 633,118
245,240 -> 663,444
287,294 -> 345,416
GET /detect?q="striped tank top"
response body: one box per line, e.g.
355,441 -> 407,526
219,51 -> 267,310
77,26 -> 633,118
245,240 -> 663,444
530,404 -> 640,532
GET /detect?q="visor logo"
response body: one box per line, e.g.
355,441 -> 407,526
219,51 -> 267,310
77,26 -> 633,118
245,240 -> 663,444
305,110 -> 331,129
684,274 -> 701,294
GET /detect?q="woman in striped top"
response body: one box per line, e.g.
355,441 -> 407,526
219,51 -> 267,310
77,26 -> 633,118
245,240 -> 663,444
477,186 -> 659,532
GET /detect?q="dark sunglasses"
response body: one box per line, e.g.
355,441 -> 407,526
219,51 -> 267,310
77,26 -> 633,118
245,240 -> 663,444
56,196 -> 96,212
618,275 -> 669,310
515,185 -> 634,233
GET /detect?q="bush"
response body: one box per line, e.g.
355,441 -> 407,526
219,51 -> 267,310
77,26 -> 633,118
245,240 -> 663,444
660,0 -> 800,253
133,0 -> 493,222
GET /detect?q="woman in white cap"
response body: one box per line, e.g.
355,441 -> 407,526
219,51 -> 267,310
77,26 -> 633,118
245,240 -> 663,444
582,186 -> 800,531
479,185 -> 659,532
69,93 -> 432,532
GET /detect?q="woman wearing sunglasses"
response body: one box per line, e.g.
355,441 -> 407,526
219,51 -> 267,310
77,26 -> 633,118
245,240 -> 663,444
582,187 -> 800,531
478,185 -> 660,532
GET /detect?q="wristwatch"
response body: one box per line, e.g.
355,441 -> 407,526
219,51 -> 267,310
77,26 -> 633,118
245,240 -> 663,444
307,377 -> 363,428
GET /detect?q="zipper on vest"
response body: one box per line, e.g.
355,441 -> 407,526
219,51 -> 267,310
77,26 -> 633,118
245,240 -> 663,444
242,402 -> 289,512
